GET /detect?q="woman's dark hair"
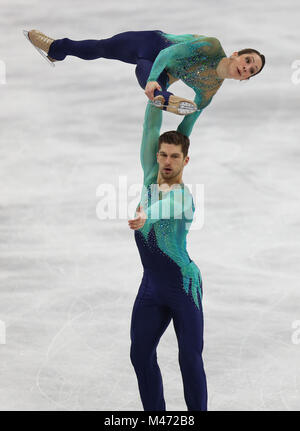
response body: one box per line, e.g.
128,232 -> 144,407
238,48 -> 265,79
158,131 -> 190,158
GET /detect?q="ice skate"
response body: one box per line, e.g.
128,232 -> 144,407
23,29 -> 56,67
152,94 -> 198,115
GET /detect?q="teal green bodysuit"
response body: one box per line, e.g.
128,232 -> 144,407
134,102 -> 203,310
147,33 -> 226,137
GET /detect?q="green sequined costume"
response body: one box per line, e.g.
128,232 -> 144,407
49,30 -> 226,137
148,33 -> 226,137
134,101 -> 203,310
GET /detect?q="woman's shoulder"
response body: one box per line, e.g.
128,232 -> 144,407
192,35 -> 222,48
190,36 -> 225,58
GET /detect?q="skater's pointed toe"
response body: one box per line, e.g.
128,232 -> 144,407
47,56 -> 56,62
23,29 -> 56,67
27,29 -> 55,55
28,29 -> 37,41
28,29 -> 41,45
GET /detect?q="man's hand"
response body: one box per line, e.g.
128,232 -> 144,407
145,81 -> 162,101
128,205 -> 147,230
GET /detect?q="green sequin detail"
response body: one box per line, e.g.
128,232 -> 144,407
148,33 -> 227,137
136,102 -> 203,309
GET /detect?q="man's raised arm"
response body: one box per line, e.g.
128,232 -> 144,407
140,101 -> 163,187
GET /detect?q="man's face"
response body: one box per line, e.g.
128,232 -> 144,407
229,52 -> 262,80
157,142 -> 189,180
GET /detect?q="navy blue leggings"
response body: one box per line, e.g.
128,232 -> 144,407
130,269 -> 207,411
48,30 -> 174,102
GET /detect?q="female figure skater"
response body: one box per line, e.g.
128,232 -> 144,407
24,29 -> 265,137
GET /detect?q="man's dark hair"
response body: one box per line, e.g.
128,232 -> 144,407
237,48 -> 265,80
158,131 -> 190,158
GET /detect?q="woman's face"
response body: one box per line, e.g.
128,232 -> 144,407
229,52 -> 263,80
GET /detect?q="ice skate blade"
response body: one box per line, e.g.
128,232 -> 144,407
23,30 -> 55,68
177,102 -> 197,115
151,99 -> 197,115
153,100 -> 163,108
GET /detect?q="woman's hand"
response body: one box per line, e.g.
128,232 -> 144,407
144,81 -> 162,101
128,205 -> 147,230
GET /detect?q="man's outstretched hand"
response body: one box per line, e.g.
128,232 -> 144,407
128,205 -> 147,230
145,81 -> 162,101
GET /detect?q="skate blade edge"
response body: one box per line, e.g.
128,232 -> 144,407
23,30 -> 55,68
150,100 -> 197,115
178,102 -> 197,115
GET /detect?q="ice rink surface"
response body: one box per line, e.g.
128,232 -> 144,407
0,0 -> 300,411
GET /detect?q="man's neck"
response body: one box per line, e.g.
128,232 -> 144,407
156,172 -> 183,190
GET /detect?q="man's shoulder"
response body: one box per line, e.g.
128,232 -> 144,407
172,184 -> 194,208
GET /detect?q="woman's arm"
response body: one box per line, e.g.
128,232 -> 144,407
146,38 -> 213,83
177,93 -> 205,137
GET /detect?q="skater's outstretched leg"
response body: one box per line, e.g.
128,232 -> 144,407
47,30 -> 172,62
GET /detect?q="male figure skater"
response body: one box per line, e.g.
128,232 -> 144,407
128,102 -> 206,411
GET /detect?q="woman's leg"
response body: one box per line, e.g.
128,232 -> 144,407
47,30 -> 172,63
135,59 -> 197,115
135,58 -> 173,105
